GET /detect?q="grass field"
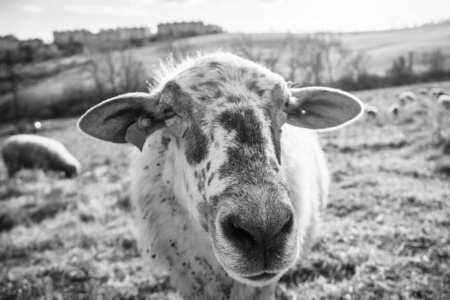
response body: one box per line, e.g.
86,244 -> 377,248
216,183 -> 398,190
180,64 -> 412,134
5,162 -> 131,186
1,80 -> 450,299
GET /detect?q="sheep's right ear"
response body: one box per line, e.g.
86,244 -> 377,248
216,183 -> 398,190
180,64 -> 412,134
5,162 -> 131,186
77,92 -> 165,144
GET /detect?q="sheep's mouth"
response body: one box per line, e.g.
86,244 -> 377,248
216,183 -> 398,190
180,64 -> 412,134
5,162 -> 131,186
243,272 -> 278,282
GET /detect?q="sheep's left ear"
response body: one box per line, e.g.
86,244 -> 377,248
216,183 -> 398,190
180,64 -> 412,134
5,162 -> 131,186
287,87 -> 364,132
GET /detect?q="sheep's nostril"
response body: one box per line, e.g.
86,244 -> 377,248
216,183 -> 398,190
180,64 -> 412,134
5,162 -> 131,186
277,212 -> 294,238
221,216 -> 256,251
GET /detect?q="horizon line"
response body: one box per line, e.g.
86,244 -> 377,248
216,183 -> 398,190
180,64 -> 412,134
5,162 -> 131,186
2,17 -> 450,43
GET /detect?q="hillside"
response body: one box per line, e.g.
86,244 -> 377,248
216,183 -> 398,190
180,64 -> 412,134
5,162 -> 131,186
339,23 -> 450,74
1,22 -> 450,121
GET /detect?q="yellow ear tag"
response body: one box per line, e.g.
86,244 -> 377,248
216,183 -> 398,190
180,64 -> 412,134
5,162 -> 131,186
125,117 -> 151,152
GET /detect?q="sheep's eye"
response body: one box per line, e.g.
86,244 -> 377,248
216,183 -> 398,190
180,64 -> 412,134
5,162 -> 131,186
164,107 -> 176,119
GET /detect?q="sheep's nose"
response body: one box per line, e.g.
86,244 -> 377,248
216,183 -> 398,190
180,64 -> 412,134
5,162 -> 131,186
220,209 -> 294,253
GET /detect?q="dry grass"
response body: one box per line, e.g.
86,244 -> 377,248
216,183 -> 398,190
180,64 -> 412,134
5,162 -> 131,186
1,82 -> 450,299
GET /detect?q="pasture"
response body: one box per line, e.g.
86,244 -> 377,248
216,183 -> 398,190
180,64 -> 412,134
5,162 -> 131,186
0,80 -> 449,299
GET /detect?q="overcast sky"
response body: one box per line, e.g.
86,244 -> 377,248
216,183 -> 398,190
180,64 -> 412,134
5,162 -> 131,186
1,0 -> 449,42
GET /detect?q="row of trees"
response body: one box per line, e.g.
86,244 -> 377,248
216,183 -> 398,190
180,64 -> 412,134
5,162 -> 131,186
0,45 -> 148,125
233,33 -> 353,86
387,50 -> 450,84
2,33 -> 450,126
231,33 -> 450,91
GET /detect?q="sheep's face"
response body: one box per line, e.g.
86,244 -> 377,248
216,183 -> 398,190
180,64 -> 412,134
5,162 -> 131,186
77,52 -> 364,288
63,164 -> 78,178
159,56 -> 299,286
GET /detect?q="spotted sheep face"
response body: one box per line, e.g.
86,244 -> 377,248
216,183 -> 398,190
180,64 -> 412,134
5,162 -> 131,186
161,56 -> 298,285
77,53 -> 364,287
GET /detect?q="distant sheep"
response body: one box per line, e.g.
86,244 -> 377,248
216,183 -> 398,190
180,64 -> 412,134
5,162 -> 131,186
1,134 -> 80,178
398,91 -> 416,105
430,87 -> 446,99
17,120 -> 43,134
389,103 -> 400,117
438,94 -> 450,110
416,88 -> 428,95
365,104 -> 379,118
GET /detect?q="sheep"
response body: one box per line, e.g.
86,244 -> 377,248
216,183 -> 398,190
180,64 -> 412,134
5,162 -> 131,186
430,87 -> 446,99
1,134 -> 80,178
438,94 -> 450,110
364,104 -> 378,118
435,95 -> 450,142
389,103 -> 400,117
416,87 -> 428,95
397,91 -> 416,105
16,120 -> 42,134
77,52 -> 364,299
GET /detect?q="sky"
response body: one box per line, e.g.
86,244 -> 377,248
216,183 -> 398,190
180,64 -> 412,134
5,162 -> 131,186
1,0 -> 450,43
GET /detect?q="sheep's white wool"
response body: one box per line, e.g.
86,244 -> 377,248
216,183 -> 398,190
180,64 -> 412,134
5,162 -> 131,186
438,94 -> 450,110
1,134 -> 80,178
430,87 -> 445,98
416,87 -> 428,95
364,104 -> 378,117
389,103 -> 400,116
398,91 -> 416,102
280,125 -> 329,251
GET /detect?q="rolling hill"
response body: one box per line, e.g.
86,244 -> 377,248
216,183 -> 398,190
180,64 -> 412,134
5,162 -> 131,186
1,22 -> 450,121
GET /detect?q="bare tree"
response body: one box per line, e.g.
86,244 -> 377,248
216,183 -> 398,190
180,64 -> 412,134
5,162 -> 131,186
286,33 -> 306,83
287,34 -> 324,85
387,55 -> 414,85
262,34 -> 290,72
230,33 -> 290,72
344,51 -> 371,81
157,41 -> 194,63
85,48 -> 147,99
317,33 -> 350,85
4,51 -> 20,126
120,51 -> 146,91
103,51 -> 120,95
423,49 -> 448,77
231,34 -> 263,62
286,33 -> 350,86
0,50 -> 24,126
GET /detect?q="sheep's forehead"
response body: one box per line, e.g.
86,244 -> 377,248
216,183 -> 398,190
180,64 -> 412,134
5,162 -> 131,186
169,54 -> 288,174
172,54 -> 290,119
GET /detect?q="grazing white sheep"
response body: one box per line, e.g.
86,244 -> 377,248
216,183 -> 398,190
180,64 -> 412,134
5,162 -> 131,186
438,94 -> 450,110
78,52 -> 364,299
398,91 -> 416,105
435,95 -> 450,142
1,134 -> 80,178
365,104 -> 378,118
416,87 -> 428,95
430,87 -> 446,99
389,103 -> 400,117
